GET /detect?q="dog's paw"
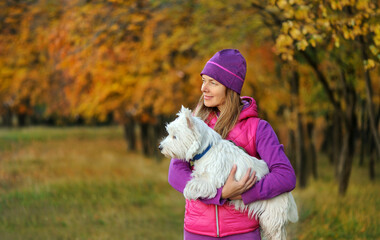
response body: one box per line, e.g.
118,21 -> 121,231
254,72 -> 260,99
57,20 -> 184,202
183,185 -> 199,200
183,179 -> 216,200
183,180 -> 203,199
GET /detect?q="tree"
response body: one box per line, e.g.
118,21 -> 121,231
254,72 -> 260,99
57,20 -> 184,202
250,0 -> 380,195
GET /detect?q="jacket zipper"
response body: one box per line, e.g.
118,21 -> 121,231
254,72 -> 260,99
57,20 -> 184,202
215,205 -> 220,237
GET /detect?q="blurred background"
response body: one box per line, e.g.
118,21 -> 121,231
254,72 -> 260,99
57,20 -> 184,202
0,0 -> 379,239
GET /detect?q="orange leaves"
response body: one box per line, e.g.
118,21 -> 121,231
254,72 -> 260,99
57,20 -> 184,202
1,0 -> 377,129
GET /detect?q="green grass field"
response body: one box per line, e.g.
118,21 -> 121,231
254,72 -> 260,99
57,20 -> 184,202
0,126 -> 379,239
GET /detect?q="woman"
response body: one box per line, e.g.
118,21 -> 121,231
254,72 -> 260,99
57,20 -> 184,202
168,49 -> 296,239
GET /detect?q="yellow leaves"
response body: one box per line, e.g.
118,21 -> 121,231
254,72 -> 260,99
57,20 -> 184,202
296,39 -> 309,51
369,45 -> 380,63
270,0 -> 380,65
372,25 -> 380,47
290,28 -> 302,40
308,38 -> 317,47
342,25 -> 354,40
281,21 -> 293,34
275,34 -> 295,61
282,21 -> 304,41
319,3 -> 328,18
131,13 -> 147,24
329,1 -> 340,10
332,33 -> 340,48
283,7 -> 294,19
276,0 -> 288,9
301,24 -> 317,36
109,24 -> 119,32
278,19 -> 318,58
363,59 -> 376,71
329,0 -> 356,11
107,0 -> 128,3
277,34 -> 294,47
356,0 -> 374,13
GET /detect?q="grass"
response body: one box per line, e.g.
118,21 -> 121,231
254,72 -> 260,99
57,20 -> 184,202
0,126 -> 184,240
290,159 -> 380,240
0,126 -> 379,239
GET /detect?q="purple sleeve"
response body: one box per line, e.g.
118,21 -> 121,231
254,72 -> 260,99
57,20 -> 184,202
168,158 -> 227,205
241,120 -> 296,204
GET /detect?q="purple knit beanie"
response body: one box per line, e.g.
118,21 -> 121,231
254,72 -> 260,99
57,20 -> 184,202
200,49 -> 247,95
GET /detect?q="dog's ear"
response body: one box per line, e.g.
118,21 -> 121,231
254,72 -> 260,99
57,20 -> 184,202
181,106 -> 194,130
186,115 -> 193,130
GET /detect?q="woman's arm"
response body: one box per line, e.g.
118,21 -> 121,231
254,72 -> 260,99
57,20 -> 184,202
240,120 -> 296,205
168,158 -> 227,205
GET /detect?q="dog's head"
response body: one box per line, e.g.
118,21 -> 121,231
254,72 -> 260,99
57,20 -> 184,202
159,106 -> 202,161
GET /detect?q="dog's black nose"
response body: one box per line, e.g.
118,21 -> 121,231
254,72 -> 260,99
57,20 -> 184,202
158,145 -> 163,151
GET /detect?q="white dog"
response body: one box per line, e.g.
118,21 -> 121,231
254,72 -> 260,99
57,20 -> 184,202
160,106 -> 298,240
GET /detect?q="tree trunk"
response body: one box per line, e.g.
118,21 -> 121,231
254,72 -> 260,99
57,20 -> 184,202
333,112 -> 342,179
359,100 -> 367,167
140,121 -> 163,158
338,127 -> 356,195
140,122 -> 151,156
123,117 -> 137,152
149,121 -> 161,160
290,70 -> 308,188
2,106 -> 13,127
307,122 -> 318,179
369,110 -> 380,181
359,36 -> 380,157
153,115 -> 168,162
287,129 -> 297,170
17,113 -> 27,127
301,50 -> 343,171
369,132 -> 375,181
323,120 -> 334,165
296,111 -> 307,188
337,69 -> 357,196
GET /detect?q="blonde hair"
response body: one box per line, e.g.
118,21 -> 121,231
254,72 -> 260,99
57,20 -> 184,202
194,88 -> 243,139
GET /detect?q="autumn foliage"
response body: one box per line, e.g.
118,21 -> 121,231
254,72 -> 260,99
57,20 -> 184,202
0,0 -> 379,194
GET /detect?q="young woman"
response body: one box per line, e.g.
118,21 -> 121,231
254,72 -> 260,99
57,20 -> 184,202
168,49 -> 296,239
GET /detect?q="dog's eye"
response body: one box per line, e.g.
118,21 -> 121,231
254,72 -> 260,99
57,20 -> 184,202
173,136 -> 177,139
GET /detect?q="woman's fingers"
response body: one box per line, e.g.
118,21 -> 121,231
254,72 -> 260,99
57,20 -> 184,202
238,168 -> 251,186
222,165 -> 258,199
228,164 -> 237,180
245,172 -> 257,190
222,165 -> 238,199
241,170 -> 256,191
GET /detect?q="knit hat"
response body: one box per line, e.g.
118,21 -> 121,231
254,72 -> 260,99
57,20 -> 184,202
200,49 -> 247,94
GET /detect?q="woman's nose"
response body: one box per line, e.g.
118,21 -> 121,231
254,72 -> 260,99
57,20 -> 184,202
201,83 -> 208,92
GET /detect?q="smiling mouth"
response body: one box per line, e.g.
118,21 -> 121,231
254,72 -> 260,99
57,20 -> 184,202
204,96 -> 213,100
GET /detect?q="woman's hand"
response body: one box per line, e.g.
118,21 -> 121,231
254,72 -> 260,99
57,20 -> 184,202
221,164 -> 257,200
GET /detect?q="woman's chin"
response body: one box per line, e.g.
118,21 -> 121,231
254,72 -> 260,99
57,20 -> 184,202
203,101 -> 215,108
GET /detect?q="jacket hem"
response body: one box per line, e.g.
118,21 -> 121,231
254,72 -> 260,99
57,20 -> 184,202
184,225 -> 260,238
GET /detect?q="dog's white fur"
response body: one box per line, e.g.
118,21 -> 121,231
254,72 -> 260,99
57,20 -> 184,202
160,106 -> 298,240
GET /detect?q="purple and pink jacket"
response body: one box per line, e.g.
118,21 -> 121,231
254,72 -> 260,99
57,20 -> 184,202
168,96 -> 296,239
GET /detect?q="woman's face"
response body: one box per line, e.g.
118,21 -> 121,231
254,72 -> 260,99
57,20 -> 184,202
201,75 -> 227,111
